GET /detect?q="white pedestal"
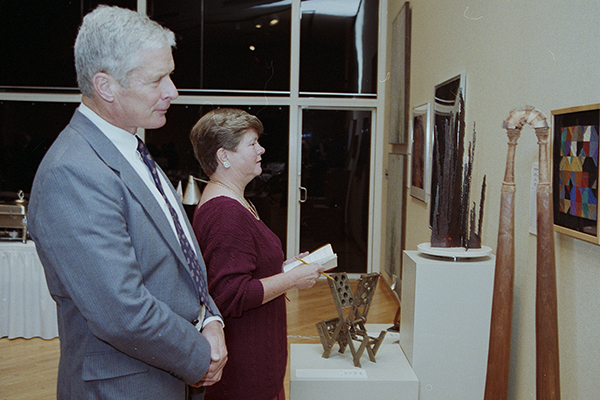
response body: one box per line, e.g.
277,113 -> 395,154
400,250 -> 495,400
290,342 -> 418,400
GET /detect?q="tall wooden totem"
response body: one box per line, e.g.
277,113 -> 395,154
484,107 -> 560,400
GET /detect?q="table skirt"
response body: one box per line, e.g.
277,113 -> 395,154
0,241 -> 58,339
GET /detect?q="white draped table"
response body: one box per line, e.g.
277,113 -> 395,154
0,241 -> 58,339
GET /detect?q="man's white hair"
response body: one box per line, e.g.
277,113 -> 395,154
74,5 -> 176,97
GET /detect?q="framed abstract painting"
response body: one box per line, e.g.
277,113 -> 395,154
551,103 -> 600,244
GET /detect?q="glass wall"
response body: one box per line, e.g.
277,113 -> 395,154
0,101 -> 78,193
0,0 -> 136,89
0,0 -> 382,272
300,109 -> 371,273
149,0 -> 292,92
300,0 -> 379,95
0,0 -> 380,185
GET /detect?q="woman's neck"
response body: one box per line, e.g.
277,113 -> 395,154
209,172 -> 246,197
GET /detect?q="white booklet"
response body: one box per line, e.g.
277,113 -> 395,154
284,243 -> 337,273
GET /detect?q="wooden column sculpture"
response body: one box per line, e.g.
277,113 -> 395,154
532,113 -> 561,400
484,107 -> 560,400
484,122 -> 519,400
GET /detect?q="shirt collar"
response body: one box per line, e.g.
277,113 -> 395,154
78,103 -> 140,160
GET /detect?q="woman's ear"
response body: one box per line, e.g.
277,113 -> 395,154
216,148 -> 232,169
216,148 -> 228,164
92,72 -> 115,102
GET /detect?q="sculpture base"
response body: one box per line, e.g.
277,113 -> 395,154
289,343 -> 418,400
417,243 -> 492,260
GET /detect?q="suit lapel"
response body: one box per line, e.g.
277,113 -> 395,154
70,111 -> 192,273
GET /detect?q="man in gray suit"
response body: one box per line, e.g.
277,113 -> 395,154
28,6 -> 226,399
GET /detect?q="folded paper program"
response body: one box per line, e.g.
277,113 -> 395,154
284,243 -> 337,273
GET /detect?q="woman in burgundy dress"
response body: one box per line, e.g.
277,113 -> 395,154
189,108 -> 325,400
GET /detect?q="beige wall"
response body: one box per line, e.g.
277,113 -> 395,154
383,0 -> 600,398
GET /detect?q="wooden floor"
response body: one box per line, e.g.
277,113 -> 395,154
0,277 -> 399,399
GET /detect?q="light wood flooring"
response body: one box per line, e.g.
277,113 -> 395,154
0,277 -> 399,399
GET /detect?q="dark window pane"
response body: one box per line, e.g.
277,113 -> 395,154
145,105 -> 289,247
300,109 -> 371,273
0,1 -> 136,89
300,0 -> 379,95
149,0 -> 291,92
0,101 -> 78,195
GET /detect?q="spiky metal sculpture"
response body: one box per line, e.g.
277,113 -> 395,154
430,91 -> 486,248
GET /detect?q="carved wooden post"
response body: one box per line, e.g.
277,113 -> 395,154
484,127 -> 520,400
534,125 -> 561,400
484,107 -> 560,400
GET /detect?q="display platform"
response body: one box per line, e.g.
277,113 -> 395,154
290,342 -> 418,400
401,250 -> 495,400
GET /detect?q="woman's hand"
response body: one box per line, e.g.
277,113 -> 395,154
283,251 -> 309,267
287,262 -> 326,290
260,258 -> 326,303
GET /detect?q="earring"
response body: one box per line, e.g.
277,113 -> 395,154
223,161 -> 230,168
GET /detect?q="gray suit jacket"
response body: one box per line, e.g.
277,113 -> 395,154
29,110 -> 220,400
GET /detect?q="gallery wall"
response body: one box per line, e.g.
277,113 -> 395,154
385,0 -> 600,398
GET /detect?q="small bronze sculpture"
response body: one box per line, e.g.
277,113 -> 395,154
316,273 -> 387,367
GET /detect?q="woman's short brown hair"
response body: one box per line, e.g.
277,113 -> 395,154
190,108 -> 264,176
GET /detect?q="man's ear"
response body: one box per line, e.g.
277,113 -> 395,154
92,72 -> 116,102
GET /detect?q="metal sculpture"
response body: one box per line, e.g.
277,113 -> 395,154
316,273 -> 387,367
484,106 -> 560,400
431,91 -> 486,249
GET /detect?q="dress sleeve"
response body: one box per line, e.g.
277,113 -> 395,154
192,200 -> 265,318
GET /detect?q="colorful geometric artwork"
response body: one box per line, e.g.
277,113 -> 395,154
557,125 -> 598,221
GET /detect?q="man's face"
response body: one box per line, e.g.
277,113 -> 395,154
111,46 -> 178,134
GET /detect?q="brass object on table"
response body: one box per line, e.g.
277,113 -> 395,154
0,190 -> 28,243
316,272 -> 386,367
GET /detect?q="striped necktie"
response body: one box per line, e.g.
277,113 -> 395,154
136,137 -> 212,313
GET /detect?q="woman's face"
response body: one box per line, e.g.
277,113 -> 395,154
226,128 -> 265,183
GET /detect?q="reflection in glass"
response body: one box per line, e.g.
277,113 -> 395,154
301,109 -> 371,273
0,101 -> 79,194
149,0 -> 291,92
0,0 -> 136,88
145,105 -> 289,247
300,0 -> 379,95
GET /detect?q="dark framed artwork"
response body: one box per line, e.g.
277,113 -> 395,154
410,103 -> 431,202
551,104 -> 600,244
389,2 -> 411,144
429,73 -> 466,227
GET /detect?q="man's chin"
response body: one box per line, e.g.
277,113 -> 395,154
146,116 -> 168,130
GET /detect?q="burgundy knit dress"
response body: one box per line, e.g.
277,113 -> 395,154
192,196 -> 287,400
